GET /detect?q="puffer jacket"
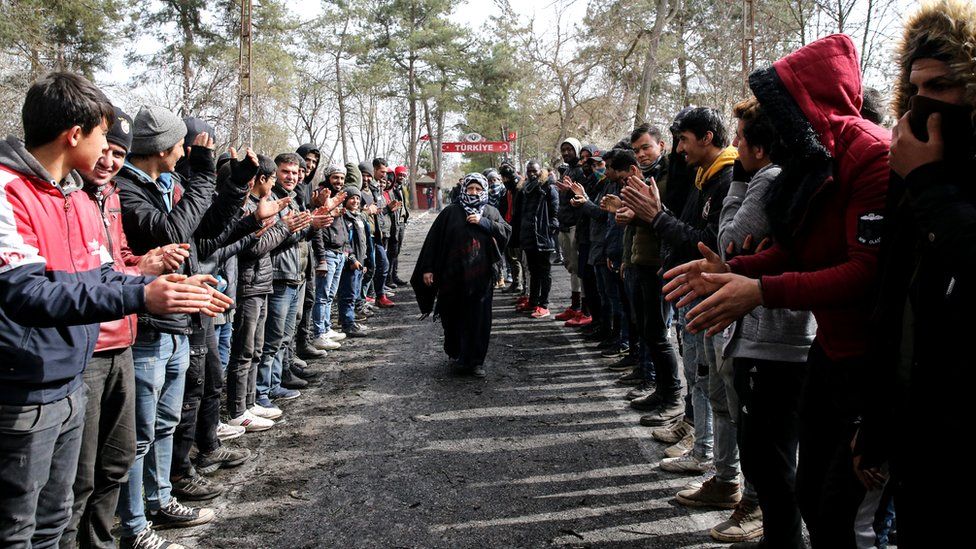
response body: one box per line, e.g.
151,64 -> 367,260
0,136 -> 150,405
728,34 -> 890,360
518,178 -> 559,251
238,194 -> 291,298
270,184 -> 308,285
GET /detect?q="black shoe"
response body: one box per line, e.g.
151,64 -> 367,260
170,474 -> 223,502
630,390 -> 663,411
394,278 -> 409,286
596,338 -> 617,350
291,355 -> 307,370
639,397 -> 685,426
601,344 -> 629,358
195,446 -> 251,474
608,354 -> 639,371
281,374 -> 307,390
473,364 -> 486,378
625,381 -> 655,400
297,345 -> 327,359
386,282 -> 398,290
292,364 -> 320,380
147,497 -> 216,529
616,368 -> 645,386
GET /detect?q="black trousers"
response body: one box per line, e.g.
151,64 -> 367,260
441,289 -> 494,368
734,357 -> 807,549
796,343 -> 867,548
63,348 -> 136,549
525,249 -> 553,308
295,260 -> 315,353
578,242 -> 601,320
388,223 -> 406,281
226,294 -> 267,418
173,317 -> 222,477
635,265 -> 681,397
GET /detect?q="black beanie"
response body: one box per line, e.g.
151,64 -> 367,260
183,116 -> 215,145
106,106 -> 133,152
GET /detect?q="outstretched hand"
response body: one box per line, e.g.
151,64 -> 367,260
683,272 -> 763,336
661,242 -> 729,308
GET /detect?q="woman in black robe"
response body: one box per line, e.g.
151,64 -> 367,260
412,173 -> 512,377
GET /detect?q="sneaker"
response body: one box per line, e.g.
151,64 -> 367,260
366,296 -> 375,304
383,287 -> 397,297
120,524 -> 185,549
625,381 -> 655,400
515,300 -> 533,313
565,314 -> 592,327
270,388 -> 301,401
312,335 -> 341,350
616,368 -> 644,386
554,307 -> 579,321
640,399 -> 685,426
170,474 -> 223,502
344,323 -> 369,337
601,344 -> 629,358
608,354 -> 639,371
473,364 -> 486,378
664,431 -> 696,458
711,499 -> 764,542
324,328 -> 347,341
530,307 -> 551,319
228,410 -> 275,432
249,403 -> 282,420
377,295 -> 396,308
676,477 -> 742,509
195,446 -> 252,474
630,391 -> 663,411
387,282 -> 398,290
660,454 -> 714,475
147,498 -> 215,529
354,311 -> 369,322
652,418 -> 694,443
216,422 -> 245,442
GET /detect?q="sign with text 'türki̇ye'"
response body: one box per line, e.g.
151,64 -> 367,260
441,141 -> 511,154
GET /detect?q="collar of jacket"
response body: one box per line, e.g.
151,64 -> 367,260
0,135 -> 83,194
694,147 -> 737,189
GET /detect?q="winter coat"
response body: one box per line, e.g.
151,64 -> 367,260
579,176 -> 611,263
237,194 -> 291,298
630,156 -> 669,267
518,179 -> 559,251
0,136 -> 151,405
269,184 -> 308,285
718,163 -> 817,363
361,183 -> 391,240
728,34 -> 890,361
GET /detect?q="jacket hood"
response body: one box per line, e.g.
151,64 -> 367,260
894,0 -> 976,118
0,135 -> 83,193
749,34 -> 863,158
296,143 -> 319,157
560,138 -> 582,158
694,147 -> 738,189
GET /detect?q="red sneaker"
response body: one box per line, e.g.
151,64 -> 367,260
565,314 -> 593,327
515,301 -> 533,313
366,296 -> 375,304
377,295 -> 396,308
515,296 -> 529,309
530,307 -> 551,319
554,307 -> 579,321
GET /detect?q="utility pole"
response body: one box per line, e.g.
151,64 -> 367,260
741,0 -> 756,96
233,0 -> 254,148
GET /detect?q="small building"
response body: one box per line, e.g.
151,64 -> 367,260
414,174 -> 437,210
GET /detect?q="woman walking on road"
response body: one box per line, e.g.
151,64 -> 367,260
413,173 -> 512,377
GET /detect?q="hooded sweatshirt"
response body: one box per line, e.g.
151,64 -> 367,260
728,34 -> 890,360
556,137 -> 585,231
0,136 -> 151,404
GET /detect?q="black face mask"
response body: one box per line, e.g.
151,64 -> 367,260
908,95 -> 975,161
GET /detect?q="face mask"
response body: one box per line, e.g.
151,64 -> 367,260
909,95 -> 974,160
594,167 -> 606,177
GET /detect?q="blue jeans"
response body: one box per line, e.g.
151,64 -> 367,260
271,280 -> 303,392
338,266 -> 364,330
0,387 -> 86,548
373,242 -> 389,298
257,282 -> 298,400
118,333 -> 189,537
215,316 -> 232,373
678,303 -> 712,460
707,334 -> 754,500
313,251 -> 346,337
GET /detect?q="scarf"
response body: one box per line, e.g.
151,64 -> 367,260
459,189 -> 489,215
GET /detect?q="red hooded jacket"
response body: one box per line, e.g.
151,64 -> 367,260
728,34 -> 891,360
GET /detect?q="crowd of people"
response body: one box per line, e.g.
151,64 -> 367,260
417,2 -> 972,548
0,69 -> 412,548
0,1 -> 972,548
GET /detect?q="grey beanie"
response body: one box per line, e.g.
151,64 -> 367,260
343,185 -> 362,199
130,106 -> 187,155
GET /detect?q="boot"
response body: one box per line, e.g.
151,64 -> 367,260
281,366 -> 308,390
292,362 -> 320,381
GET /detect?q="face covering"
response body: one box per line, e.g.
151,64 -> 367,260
909,95 -> 974,161
459,189 -> 489,215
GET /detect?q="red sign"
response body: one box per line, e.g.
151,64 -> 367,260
441,141 -> 510,153
419,134 -> 430,141
507,131 -> 518,141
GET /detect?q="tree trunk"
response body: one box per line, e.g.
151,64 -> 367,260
407,54 -> 419,209
633,0 -> 675,126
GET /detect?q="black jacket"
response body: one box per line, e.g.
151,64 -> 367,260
117,147 -> 250,334
312,211 -> 349,269
342,210 -> 369,266
269,184 -> 308,285
518,178 -> 559,251
556,162 -> 586,231
237,195 -> 291,298
653,162 -> 733,271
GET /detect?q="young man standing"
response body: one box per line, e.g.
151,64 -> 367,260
0,73 -> 226,549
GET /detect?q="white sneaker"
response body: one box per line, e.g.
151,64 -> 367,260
216,422 -> 245,441
227,410 -> 274,432
249,404 -> 282,420
324,328 -> 347,341
312,335 -> 341,350
660,454 -> 714,475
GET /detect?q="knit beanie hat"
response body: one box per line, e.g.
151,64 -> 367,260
183,117 -> 215,144
324,163 -> 347,177
106,106 -> 133,152
130,106 -> 186,155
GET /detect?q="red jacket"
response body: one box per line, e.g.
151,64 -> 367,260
728,34 -> 890,360
88,181 -> 141,352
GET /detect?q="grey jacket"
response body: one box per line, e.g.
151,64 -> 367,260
270,185 -> 308,285
717,163 -> 816,363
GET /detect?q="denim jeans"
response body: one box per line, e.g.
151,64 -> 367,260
215,317 -> 232,373
0,387 -> 86,549
313,251 -> 346,337
118,332 -> 189,537
706,335 -> 755,503
338,266 -> 364,330
64,348 -> 136,549
677,303 -> 712,460
227,294 -> 267,419
257,282 -> 299,400
373,242 -> 389,298
271,280 -> 304,392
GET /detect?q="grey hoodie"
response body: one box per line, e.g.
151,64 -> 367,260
717,163 -> 816,363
